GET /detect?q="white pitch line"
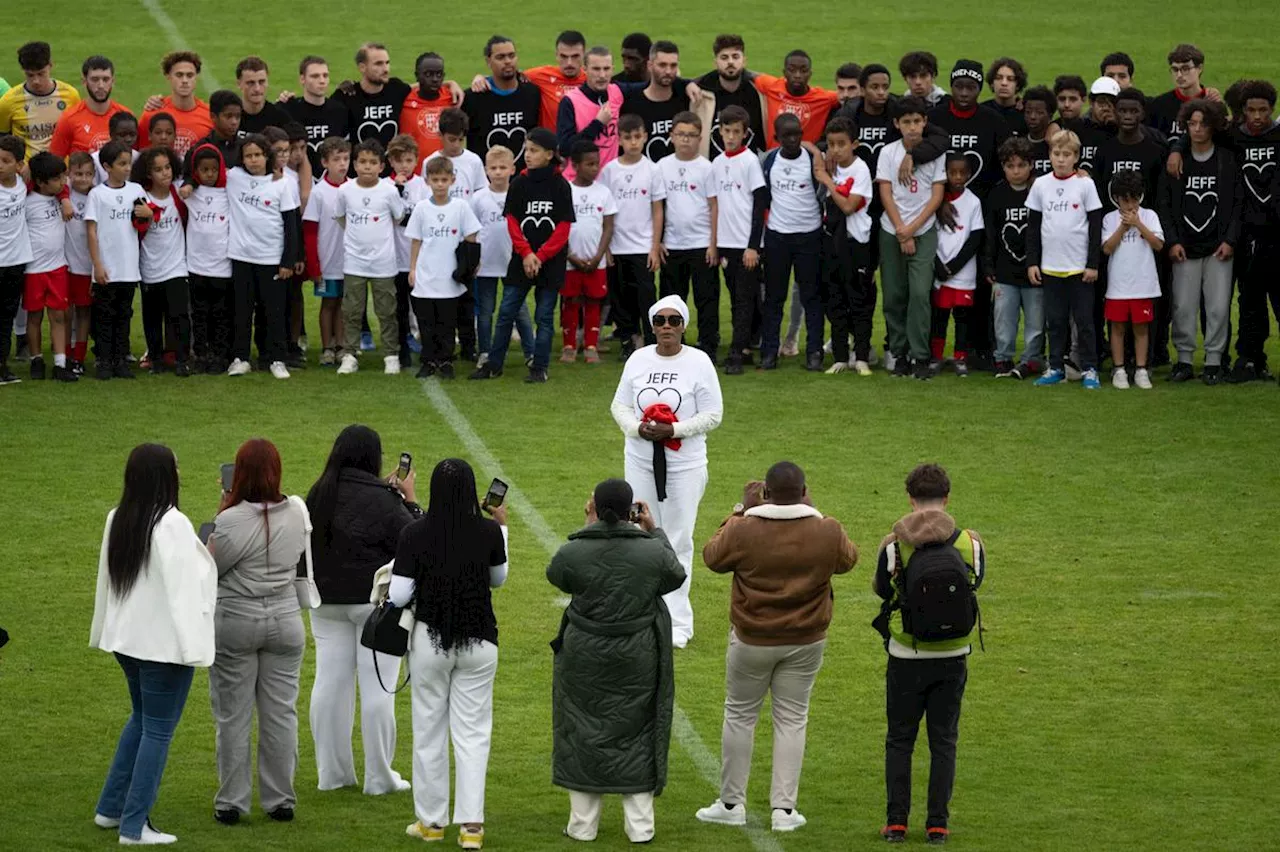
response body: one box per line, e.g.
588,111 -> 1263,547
420,378 -> 784,852
138,0 -> 222,90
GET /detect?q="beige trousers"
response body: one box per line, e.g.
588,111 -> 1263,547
566,790 -> 655,843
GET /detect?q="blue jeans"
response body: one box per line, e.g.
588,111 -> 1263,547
475,277 -> 534,360
488,283 -> 558,371
96,654 -> 195,839
992,283 -> 1045,365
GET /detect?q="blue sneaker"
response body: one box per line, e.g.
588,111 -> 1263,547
360,331 -> 375,352
407,335 -> 422,354
1081,368 -> 1101,390
1034,368 -> 1066,386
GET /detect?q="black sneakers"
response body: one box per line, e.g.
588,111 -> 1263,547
113,362 -> 136,379
926,827 -> 949,845
469,364 -> 499,380
438,362 -> 455,380
805,352 -> 823,371
524,367 -> 548,383
214,809 -> 240,826
416,362 -> 436,379
1168,362 -> 1194,382
52,365 -> 78,382
891,356 -> 912,378
913,360 -> 933,381
759,354 -> 778,371
1227,359 -> 1260,383
267,806 -> 293,822
30,356 -> 46,380
881,825 -> 907,843
724,358 -> 744,376
1202,365 -> 1222,386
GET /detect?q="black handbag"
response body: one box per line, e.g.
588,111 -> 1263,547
360,600 -> 411,693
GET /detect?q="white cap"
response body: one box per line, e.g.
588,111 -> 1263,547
1090,76 -> 1121,98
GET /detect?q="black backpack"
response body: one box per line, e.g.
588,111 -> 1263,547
895,531 -> 979,646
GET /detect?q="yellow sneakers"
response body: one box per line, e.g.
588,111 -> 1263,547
458,825 -> 484,849
406,822 -> 445,842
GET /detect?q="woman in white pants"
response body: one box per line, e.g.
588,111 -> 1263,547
305,425 -> 421,795
389,458 -> 509,851
611,294 -> 723,648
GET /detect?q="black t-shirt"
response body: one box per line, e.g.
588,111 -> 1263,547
1224,123 -> 1280,226
983,99 -> 1028,137
983,180 -> 1032,284
463,82 -> 541,170
238,102 -> 292,138
1028,138 -> 1052,177
1094,131 -> 1166,212
927,103 -> 1012,198
392,516 -> 505,648
697,71 -> 765,155
852,104 -> 896,175
1063,117 -> 1113,174
334,78 -> 413,147
503,166 -> 575,286
1164,147 -> 1233,258
283,98 -> 351,174
621,88 -> 691,162
1147,89 -> 1201,146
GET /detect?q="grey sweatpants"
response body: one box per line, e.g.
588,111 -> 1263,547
210,595 -> 306,814
1171,256 -> 1233,366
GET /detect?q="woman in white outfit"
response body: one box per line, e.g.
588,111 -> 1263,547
390,458 -> 509,851
611,294 -> 724,648
305,425 -> 421,796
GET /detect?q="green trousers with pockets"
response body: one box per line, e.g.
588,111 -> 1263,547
342,276 -> 397,358
879,227 -> 938,363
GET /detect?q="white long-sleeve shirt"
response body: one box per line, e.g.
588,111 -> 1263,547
387,525 -> 509,606
611,343 -> 724,473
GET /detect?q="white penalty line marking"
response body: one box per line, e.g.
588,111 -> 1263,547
138,0 -> 222,90
420,379 -> 784,852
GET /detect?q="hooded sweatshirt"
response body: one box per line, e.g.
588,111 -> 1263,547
504,163 -> 575,287
873,508 -> 985,659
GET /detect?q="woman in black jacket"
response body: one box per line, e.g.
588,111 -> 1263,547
305,424 -> 421,795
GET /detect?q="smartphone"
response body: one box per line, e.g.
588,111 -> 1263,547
397,452 -> 412,480
629,502 -> 642,523
220,463 -> 235,493
197,522 -> 216,545
482,478 -> 509,509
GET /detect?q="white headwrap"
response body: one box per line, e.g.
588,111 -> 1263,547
648,294 -> 690,328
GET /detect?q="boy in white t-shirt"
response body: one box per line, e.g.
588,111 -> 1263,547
657,112 -> 719,361
713,106 -> 766,375
303,136 -> 350,365
23,152 -> 75,381
0,136 -> 32,384
876,96 -> 947,380
405,157 -> 481,379
928,155 -> 985,377
562,141 -> 617,364
1101,170 -> 1164,389
64,152 -> 96,375
387,134 -> 428,369
599,114 -> 666,358
815,116 -> 875,375
1026,129 -> 1104,389
471,146 -> 533,370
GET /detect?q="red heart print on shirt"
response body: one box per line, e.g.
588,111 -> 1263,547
1072,203 -> 1079,209
264,200 -> 272,206
690,184 -> 697,190
597,206 -> 603,212
373,216 -> 380,222
451,228 -> 458,235
640,189 -> 647,195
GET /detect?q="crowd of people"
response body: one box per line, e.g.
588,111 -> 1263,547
1,34 -> 1278,389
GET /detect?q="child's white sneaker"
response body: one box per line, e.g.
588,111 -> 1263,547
226,358 -> 251,376
337,353 -> 359,374
1134,367 -> 1152,389
1112,367 -> 1129,389
269,361 -> 290,380
854,360 -> 872,376
384,355 -> 401,375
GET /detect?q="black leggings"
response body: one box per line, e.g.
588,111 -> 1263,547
0,265 -> 22,365
190,275 -> 231,362
231,261 -> 287,365
141,277 -> 191,363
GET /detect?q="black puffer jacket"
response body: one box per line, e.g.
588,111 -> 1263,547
312,469 -> 421,604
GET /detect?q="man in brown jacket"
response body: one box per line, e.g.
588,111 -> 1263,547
695,461 -> 857,834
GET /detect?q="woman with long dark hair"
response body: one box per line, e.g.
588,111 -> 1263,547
207,438 -> 308,824
90,443 -> 217,845
390,458 -> 509,850
306,424 -> 420,796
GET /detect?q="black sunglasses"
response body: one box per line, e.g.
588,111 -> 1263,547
651,314 -> 684,328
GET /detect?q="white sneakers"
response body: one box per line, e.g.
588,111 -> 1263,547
883,351 -> 897,373
337,354 -> 359,374
384,355 -> 401,375
1134,367 -> 1152,389
771,809 -> 807,832
94,814 -> 120,829
780,339 -> 800,357
226,358 -> 251,376
118,823 -> 177,845
853,360 -> 872,376
696,799 -> 746,826
269,361 -> 290,380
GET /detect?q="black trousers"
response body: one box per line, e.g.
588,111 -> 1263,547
91,283 -> 137,365
231,261 -> 287,364
1236,223 -> 1280,368
659,248 -> 720,357
395,271 -> 413,364
0,265 -> 23,366
1044,274 -> 1096,371
722,248 -> 763,356
822,233 -> 875,363
141,278 -> 192,363
885,655 -> 967,830
411,295 -> 458,364
613,254 -> 656,343
190,274 -> 231,362
763,228 -> 823,358
456,281 -> 476,359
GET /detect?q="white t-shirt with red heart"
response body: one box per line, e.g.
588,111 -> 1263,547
613,343 -> 724,473
403,197 -> 481,299
568,180 -> 618,261
226,167 -> 300,267
336,179 -> 405,278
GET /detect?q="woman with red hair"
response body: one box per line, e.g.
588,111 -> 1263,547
207,438 -> 310,825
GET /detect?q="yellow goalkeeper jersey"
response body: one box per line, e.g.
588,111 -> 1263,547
0,79 -> 81,159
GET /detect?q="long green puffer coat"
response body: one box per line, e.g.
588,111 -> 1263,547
547,521 -> 686,795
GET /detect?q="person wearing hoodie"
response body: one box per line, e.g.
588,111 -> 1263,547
872,463 -> 986,847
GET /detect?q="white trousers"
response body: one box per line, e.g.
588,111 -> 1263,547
408,624 -> 497,826
567,790 -> 655,843
309,603 -> 407,794
625,459 -> 708,647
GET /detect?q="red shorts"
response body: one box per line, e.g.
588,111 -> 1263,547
561,268 -> 608,300
1105,298 -> 1154,324
932,285 -> 975,309
67,273 -> 93,307
23,267 -> 69,311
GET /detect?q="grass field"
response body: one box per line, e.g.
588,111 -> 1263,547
4,3 -> 1280,850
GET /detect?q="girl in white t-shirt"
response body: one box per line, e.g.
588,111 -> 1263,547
929,155 -> 985,377
187,145 -> 233,373
225,135 -> 301,379
131,147 -> 192,377
1101,171 -> 1165,389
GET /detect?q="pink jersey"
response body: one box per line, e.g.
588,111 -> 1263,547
563,85 -> 623,181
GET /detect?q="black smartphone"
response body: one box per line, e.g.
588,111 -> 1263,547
397,452 -> 412,480
629,502 -> 642,523
198,522 -> 215,545
483,478 -> 509,508
220,463 -> 235,492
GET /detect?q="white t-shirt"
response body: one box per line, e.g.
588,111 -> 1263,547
226,167 -> 300,267
65,189 -> 92,276
766,148 -> 821,234
934,189 -> 984,291
568,181 -> 617,261
1103,207 -> 1163,299
658,155 -> 716,250
832,158 -> 874,243
423,149 -> 487,203
25,191 -> 66,274
85,181 -> 145,282
1026,173 -> 1103,275
91,148 -> 141,187
600,156 -> 666,256
875,140 -> 947,234
392,175 -> 428,273
0,180 -> 33,268
713,149 -> 766,250
471,187 -> 510,279
302,177 -> 346,281
336,179 -> 405,278
404,197 -> 481,298
186,185 -> 231,279
612,343 -> 724,473
139,190 -> 187,283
